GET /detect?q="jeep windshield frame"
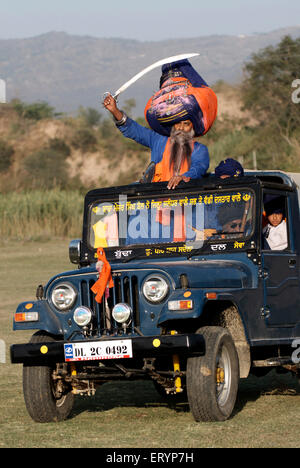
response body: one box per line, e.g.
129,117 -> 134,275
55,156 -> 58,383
81,177 -> 261,264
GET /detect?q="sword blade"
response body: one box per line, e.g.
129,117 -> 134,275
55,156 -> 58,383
112,53 -> 199,99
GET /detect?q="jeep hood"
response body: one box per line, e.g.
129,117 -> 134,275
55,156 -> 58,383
142,258 -> 254,289
48,257 -> 254,291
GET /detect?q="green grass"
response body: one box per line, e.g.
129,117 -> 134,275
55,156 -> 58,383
0,240 -> 299,448
0,190 -> 83,240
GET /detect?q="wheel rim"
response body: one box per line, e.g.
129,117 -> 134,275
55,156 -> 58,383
216,343 -> 232,408
56,394 -> 69,408
50,368 -> 70,408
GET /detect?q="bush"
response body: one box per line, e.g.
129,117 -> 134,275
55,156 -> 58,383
12,99 -> 57,121
0,140 -> 14,172
78,107 -> 102,127
71,128 -> 98,152
23,149 -> 69,188
48,138 -> 71,158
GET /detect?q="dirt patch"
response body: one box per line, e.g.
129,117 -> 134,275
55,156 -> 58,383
217,88 -> 257,125
67,150 -> 148,186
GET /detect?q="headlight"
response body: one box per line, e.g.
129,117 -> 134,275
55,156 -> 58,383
112,303 -> 132,324
73,306 -> 92,327
142,275 -> 169,303
51,283 -> 77,311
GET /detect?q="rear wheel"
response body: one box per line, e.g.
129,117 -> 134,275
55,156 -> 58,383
23,331 -> 74,423
187,326 -> 239,422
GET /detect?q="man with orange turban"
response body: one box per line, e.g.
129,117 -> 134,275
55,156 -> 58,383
104,59 -> 217,189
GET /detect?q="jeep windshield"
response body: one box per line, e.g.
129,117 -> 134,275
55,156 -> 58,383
88,188 -> 255,260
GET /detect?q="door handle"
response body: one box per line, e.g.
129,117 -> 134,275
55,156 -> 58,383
288,258 -> 296,266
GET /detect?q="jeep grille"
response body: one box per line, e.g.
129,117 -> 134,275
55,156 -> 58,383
79,273 -> 140,335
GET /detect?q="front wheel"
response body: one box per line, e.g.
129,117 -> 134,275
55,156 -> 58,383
187,326 -> 239,422
23,331 -> 74,423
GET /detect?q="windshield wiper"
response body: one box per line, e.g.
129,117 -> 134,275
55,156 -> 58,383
120,253 -> 145,263
187,231 -> 244,259
187,248 -> 204,259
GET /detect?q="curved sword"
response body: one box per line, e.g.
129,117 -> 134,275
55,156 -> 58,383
104,53 -> 199,101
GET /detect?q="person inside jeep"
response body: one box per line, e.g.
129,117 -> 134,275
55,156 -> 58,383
215,204 -> 246,239
188,160 -> 245,241
215,158 -> 244,179
263,197 -> 288,250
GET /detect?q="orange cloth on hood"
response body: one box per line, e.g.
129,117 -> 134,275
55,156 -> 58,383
91,247 -> 114,303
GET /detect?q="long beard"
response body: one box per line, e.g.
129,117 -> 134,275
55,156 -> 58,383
169,126 -> 194,175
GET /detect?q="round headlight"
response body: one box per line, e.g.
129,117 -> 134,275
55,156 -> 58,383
143,275 -> 169,303
112,303 -> 132,324
73,306 -> 92,327
51,283 -> 77,311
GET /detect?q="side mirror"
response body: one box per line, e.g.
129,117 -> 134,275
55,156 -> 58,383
69,239 -> 81,264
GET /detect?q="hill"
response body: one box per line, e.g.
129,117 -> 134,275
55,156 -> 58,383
1,27 -> 300,116
1,30 -> 300,193
0,82 -> 253,192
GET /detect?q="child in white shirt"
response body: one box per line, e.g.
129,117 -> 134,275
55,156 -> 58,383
263,203 -> 288,251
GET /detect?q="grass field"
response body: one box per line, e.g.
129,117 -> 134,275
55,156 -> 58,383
0,240 -> 299,448
0,190 -> 83,241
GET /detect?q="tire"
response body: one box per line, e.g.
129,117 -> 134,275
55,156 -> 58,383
187,326 -> 239,422
23,331 -> 74,423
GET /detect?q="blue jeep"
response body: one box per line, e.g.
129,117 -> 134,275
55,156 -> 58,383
10,171 -> 300,422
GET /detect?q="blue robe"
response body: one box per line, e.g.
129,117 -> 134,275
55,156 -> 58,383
118,118 -> 209,179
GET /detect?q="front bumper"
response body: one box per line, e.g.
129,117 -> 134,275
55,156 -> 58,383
10,333 -> 205,365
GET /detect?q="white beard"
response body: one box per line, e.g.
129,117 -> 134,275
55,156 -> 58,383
169,126 -> 195,175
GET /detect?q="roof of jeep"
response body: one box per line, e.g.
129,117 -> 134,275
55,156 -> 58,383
285,172 -> 300,206
242,170 -> 300,204
86,170 -> 300,204
236,170 -> 299,186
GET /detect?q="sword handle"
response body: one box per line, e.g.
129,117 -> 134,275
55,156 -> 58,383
102,92 -> 118,104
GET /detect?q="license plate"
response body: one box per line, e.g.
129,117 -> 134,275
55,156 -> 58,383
64,339 -> 133,362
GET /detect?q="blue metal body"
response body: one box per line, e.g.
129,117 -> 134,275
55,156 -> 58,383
12,171 -> 300,355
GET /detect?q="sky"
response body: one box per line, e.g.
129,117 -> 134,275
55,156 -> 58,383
1,0 -> 300,41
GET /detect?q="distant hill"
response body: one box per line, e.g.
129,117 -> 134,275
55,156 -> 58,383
1,26 -> 300,116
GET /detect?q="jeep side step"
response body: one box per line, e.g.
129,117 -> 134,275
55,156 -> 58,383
252,357 -> 297,369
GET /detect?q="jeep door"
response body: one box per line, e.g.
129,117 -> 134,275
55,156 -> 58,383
261,191 -> 300,332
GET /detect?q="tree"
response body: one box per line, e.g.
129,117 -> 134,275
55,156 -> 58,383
242,35 -> 300,140
78,107 -> 102,127
12,99 -> 58,121
241,35 -> 300,171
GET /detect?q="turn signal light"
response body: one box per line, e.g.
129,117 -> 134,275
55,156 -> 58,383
206,292 -> 217,300
15,312 -> 39,322
168,300 -> 193,311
